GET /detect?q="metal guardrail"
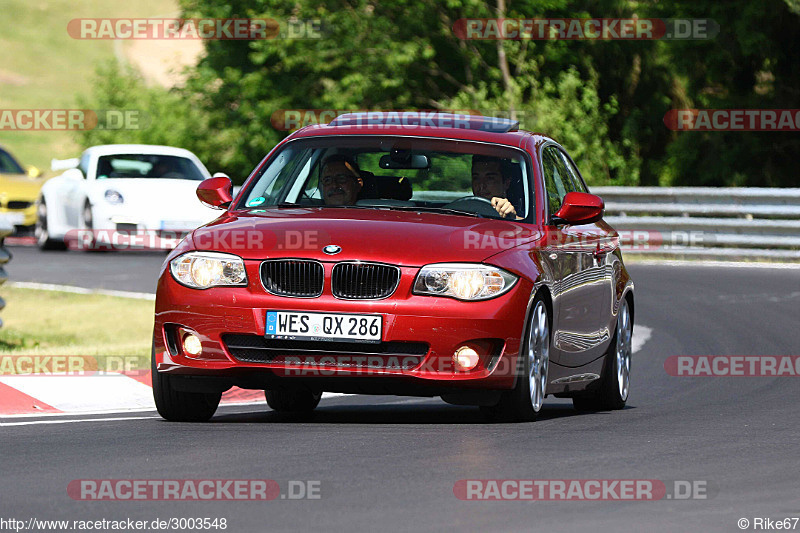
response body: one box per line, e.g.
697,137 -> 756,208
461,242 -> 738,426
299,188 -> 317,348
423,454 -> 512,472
595,187 -> 800,262
0,219 -> 12,327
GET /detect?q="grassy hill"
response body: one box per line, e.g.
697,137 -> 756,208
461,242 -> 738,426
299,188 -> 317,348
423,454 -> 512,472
0,0 -> 182,173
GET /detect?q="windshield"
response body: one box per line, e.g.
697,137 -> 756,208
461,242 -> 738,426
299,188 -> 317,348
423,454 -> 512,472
0,149 -> 25,174
237,136 -> 532,221
95,154 -> 205,181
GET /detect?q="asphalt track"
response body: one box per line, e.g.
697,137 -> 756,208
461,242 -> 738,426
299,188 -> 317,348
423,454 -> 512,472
2,245 -> 799,532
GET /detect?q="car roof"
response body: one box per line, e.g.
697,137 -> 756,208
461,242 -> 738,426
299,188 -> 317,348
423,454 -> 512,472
83,144 -> 200,158
286,113 -> 556,150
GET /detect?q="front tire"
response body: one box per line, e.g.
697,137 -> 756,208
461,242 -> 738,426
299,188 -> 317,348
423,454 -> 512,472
265,388 -> 322,413
483,297 -> 550,422
35,198 -> 67,251
573,296 -> 632,412
81,203 -> 103,252
152,347 -> 221,422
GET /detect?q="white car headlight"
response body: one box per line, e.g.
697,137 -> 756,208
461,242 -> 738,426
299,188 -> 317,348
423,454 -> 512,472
169,251 -> 247,289
104,189 -> 124,204
413,263 -> 517,301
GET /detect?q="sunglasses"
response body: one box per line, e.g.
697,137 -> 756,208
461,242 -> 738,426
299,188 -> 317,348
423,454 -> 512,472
321,174 -> 359,186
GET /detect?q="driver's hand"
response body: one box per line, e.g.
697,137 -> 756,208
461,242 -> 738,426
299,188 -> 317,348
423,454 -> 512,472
491,197 -> 517,218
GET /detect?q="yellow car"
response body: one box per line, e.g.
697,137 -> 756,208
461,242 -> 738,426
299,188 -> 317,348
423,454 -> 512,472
0,145 -> 44,232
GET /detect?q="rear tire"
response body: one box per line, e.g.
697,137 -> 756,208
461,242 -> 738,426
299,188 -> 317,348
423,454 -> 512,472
265,389 -> 322,413
573,296 -> 632,412
35,199 -> 67,251
152,347 -> 221,422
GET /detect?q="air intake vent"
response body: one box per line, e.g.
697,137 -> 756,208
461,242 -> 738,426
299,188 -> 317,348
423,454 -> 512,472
260,260 -> 324,297
332,262 -> 400,299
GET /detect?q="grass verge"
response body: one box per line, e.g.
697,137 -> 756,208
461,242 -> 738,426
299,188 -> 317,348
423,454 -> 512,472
0,286 -> 153,358
0,0 -> 179,170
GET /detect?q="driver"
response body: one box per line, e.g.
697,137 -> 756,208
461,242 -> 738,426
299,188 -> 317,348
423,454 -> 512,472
471,155 -> 519,218
320,154 -> 363,206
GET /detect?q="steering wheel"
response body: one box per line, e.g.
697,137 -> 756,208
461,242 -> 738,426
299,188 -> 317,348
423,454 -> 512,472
443,195 -> 502,218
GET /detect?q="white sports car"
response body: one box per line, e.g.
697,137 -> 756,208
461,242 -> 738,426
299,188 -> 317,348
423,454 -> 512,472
36,144 -> 222,251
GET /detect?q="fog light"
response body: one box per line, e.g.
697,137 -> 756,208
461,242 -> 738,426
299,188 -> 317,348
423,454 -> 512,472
182,333 -> 202,356
454,346 -> 480,371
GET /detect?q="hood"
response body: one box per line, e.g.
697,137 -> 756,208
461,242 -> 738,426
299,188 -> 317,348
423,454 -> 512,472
0,173 -> 46,199
191,207 -> 542,266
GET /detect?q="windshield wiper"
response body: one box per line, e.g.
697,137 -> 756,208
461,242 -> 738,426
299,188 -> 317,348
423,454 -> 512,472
372,205 -> 485,218
255,203 -> 489,219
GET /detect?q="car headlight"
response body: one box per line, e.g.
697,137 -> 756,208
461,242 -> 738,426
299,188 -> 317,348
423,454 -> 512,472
413,263 -> 517,301
169,251 -> 247,289
104,189 -> 124,204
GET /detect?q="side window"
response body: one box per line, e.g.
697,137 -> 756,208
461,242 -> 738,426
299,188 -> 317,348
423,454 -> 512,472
558,149 -> 587,193
0,150 -> 13,173
0,149 -> 24,173
541,146 -> 572,218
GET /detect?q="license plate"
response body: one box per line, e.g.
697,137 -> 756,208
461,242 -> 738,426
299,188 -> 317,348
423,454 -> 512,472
160,220 -> 200,231
265,311 -> 382,343
0,213 -> 25,225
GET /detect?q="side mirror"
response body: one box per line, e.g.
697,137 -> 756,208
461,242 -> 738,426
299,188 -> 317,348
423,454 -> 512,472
62,168 -> 84,181
197,174 -> 233,209
552,192 -> 604,226
26,166 -> 42,178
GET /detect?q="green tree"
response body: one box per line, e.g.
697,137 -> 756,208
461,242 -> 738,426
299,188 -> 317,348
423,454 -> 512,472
178,0 -> 642,184
76,61 -> 221,169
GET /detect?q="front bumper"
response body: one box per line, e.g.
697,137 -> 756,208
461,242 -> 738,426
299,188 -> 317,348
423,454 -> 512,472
87,207 -> 209,250
0,204 -> 36,227
153,261 -> 532,392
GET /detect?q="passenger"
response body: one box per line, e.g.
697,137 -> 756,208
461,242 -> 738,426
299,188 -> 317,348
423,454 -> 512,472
471,155 -> 519,218
320,154 -> 363,206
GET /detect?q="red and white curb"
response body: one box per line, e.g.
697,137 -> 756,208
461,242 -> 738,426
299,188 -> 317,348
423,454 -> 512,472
0,370 -> 265,417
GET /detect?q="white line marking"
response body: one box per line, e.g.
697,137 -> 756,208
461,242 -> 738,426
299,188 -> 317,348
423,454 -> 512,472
7,281 -> 156,300
0,402 -> 265,419
0,416 -> 159,427
626,259 -> 800,270
632,325 -> 652,354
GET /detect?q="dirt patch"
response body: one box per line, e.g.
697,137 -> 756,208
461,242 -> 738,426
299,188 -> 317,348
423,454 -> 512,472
124,37 -> 204,88
0,69 -> 29,86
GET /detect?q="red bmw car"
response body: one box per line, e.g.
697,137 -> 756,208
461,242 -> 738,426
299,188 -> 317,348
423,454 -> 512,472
152,113 -> 634,422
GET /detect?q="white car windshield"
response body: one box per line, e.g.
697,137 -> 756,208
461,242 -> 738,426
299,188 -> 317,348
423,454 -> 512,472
96,154 -> 205,181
